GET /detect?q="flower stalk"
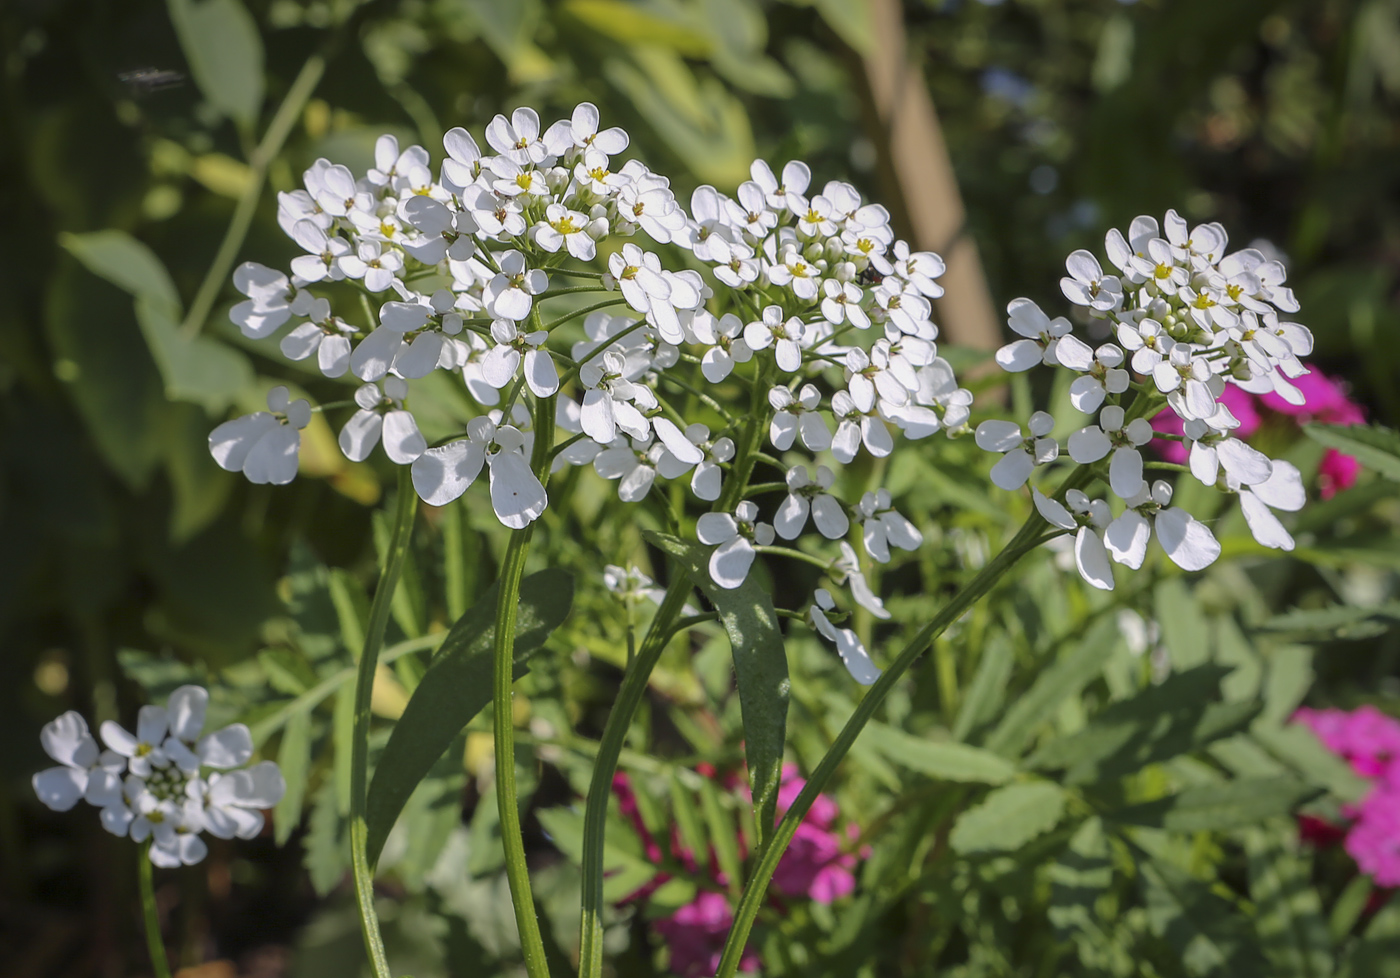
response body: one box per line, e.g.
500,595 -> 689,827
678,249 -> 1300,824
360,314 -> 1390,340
138,840 -> 172,978
349,465 -> 418,978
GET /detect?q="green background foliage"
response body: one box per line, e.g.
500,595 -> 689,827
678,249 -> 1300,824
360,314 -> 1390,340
3,0 -> 1400,975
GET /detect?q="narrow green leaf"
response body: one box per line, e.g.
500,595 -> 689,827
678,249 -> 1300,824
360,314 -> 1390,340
328,568 -> 368,657
1328,874 -> 1373,945
333,682 -> 354,816
1108,777 -> 1321,832
537,806 -> 657,902
364,568 -> 573,865
1253,723 -> 1370,804
1141,858 -> 1269,976
949,781 -> 1067,854
985,618 -> 1120,757
1337,899 -> 1400,978
273,707 -> 312,845
645,531 -> 789,846
669,777 -> 708,861
166,0 -> 265,127
1027,665 -> 1260,784
698,777 -> 744,895
952,634 -> 1013,742
1244,823 -> 1333,978
259,646 -> 316,695
1260,602 -> 1400,638
1156,578 -> 1211,670
863,722 -> 1017,784
1304,423 -> 1400,481
303,779 -> 350,897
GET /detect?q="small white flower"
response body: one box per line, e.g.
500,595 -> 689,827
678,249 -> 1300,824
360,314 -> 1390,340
608,243 -> 681,340
288,220 -> 350,283
1115,317 -> 1174,376
856,489 -> 922,563
975,412 -> 1059,491
1101,481 -> 1221,572
481,319 -> 558,397
411,416 -> 495,507
594,437 -> 659,503
209,387 -> 311,485
809,589 -> 881,686
203,762 -> 285,840
832,541 -> 891,620
1066,405 -> 1154,500
769,384 -> 831,452
694,312 -> 753,383
744,306 -> 806,373
229,262 -> 311,339
535,203 -> 603,261
33,712 -> 125,813
775,465 -> 849,541
1060,250 -> 1123,312
1237,459 -> 1305,551
484,250 -> 549,322
579,351 -> 656,445
486,107 -> 550,165
696,501 -> 774,590
831,390 -> 894,463
1184,424 -> 1273,489
1151,345 -> 1223,422
339,378 -> 426,465
279,297 -> 356,377
654,423 -> 732,501
1031,489 -> 1115,590
568,101 -> 629,156
996,298 -> 1073,372
1054,337 -> 1130,414
486,424 -> 548,529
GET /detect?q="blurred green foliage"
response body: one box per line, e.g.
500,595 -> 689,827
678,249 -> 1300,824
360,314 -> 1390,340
3,0 -> 1400,976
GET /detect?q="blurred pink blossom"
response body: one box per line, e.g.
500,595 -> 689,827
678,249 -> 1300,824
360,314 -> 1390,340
652,891 -> 760,978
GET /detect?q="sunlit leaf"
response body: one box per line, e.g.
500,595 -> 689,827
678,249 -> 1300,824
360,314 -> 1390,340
949,781 -> 1067,854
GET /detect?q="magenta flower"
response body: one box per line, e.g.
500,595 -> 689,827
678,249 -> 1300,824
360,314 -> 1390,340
653,891 -> 760,977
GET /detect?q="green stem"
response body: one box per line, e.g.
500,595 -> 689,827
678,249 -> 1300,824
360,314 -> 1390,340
349,465 -> 417,978
717,357 -> 775,513
492,390 -> 557,978
138,842 -> 172,978
577,576 -> 693,978
180,53 -> 326,337
542,296 -> 629,332
713,513 -> 1046,978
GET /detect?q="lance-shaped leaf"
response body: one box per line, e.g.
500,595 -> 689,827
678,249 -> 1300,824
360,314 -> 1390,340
1244,823 -> 1333,978
949,780 -> 1067,854
645,531 -> 789,846
863,722 -> 1017,785
1141,857 -> 1269,977
364,568 -> 573,865
1107,777 -> 1321,833
1304,423 -> 1400,482
167,0 -> 266,128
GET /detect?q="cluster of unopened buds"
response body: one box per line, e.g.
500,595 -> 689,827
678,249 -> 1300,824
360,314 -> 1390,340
979,210 -> 1314,589
210,103 -> 966,683
33,686 -> 285,866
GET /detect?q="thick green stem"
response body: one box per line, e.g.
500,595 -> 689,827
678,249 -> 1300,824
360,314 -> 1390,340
577,576 -> 693,978
349,465 -> 417,978
491,390 -> 557,978
138,842 -> 172,978
713,514 -> 1046,977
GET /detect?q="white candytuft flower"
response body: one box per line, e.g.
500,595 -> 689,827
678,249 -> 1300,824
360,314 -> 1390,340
34,686 -> 284,866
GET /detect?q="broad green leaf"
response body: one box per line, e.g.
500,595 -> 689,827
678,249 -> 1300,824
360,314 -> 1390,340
985,618 -> 1120,757
1304,423 -> 1400,481
167,0 -> 265,128
537,806 -> 657,902
949,781 -> 1067,854
863,722 -> 1017,784
1140,858 -> 1269,977
645,531 -> 788,846
1244,823 -> 1332,978
273,706 -> 312,845
1260,602 -> 1400,638
1337,898 -> 1400,978
1156,578 -> 1211,670
1252,723 -> 1369,804
135,297 -> 254,414
1027,665 -> 1259,784
364,568 -> 574,865
563,0 -> 714,56
953,634 -> 1013,742
811,0 -> 873,54
58,230 -> 181,315
1107,777 -> 1320,832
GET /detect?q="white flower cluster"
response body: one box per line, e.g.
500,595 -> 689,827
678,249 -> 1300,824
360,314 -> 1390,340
980,210 -> 1313,590
32,686 -> 285,867
212,103 -> 971,686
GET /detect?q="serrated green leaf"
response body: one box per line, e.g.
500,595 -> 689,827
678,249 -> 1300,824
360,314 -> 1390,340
949,781 -> 1067,854
953,634 -> 1013,742
1141,858 -> 1269,977
1108,777 -> 1321,832
364,568 -> 573,865
645,531 -> 789,847
1049,818 -> 1133,975
273,707 -> 312,844
1027,665 -> 1259,784
304,779 -> 350,896
1304,423 -> 1400,481
1245,823 -> 1332,978
167,0 -> 265,127
863,722 -> 1017,784
1252,723 -> 1370,804
985,618 -> 1120,757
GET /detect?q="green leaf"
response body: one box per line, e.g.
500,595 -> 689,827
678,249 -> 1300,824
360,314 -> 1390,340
1140,858 -> 1269,977
167,0 -> 265,128
273,706 -> 313,845
563,0 -> 714,56
811,0 -> 873,54
1049,818 -> 1134,975
863,722 -> 1017,784
953,634 -> 1013,742
364,568 -> 574,865
537,806 -> 657,902
1338,898 -> 1400,978
1244,823 -> 1332,978
1252,723 -> 1370,804
949,781 -> 1067,854
259,647 -> 317,695
645,531 -> 788,846
1027,665 -> 1260,784
1304,423 -> 1400,481
304,779 -> 350,896
1156,578 -> 1211,670
1260,602 -> 1400,638
57,230 -> 181,315
669,777 -> 708,861
1107,777 -> 1321,832
698,777 -> 744,895
985,618 -> 1120,757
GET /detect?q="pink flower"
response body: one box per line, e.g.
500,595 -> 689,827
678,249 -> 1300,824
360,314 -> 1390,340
1346,782 -> 1400,887
770,765 -> 859,904
1260,371 -> 1364,422
653,891 -> 760,977
1294,706 -> 1400,779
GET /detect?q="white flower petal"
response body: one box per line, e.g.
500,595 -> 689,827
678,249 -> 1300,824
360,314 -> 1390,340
1109,447 -> 1144,500
1155,507 -> 1222,570
243,425 -> 301,485
975,420 -> 1023,453
990,450 -> 1035,491
33,766 -> 87,811
708,536 -> 756,589
412,441 -> 486,507
488,451 -> 547,528
208,761 -> 286,809
1068,427 -> 1112,464
197,724 -> 254,769
1074,527 -> 1114,591
1239,490 -> 1294,551
1032,489 -> 1076,530
1104,511 -> 1150,569
382,410 -> 427,465
696,512 -> 737,546
812,495 -> 850,539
